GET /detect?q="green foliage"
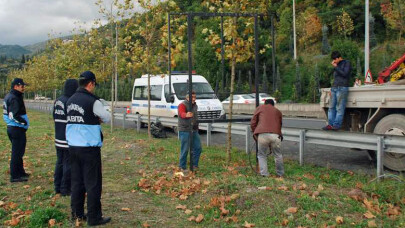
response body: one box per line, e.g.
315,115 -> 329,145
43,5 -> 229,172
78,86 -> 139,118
28,207 -> 66,228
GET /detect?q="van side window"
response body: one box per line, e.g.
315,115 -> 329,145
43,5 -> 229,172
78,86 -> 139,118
133,86 -> 147,100
133,85 -> 162,101
164,85 -> 170,101
150,85 -> 162,101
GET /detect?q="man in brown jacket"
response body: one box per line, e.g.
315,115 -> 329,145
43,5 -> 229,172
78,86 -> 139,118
250,99 -> 284,177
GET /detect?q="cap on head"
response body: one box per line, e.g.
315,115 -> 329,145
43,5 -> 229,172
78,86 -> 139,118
11,78 -> 28,87
79,71 -> 98,86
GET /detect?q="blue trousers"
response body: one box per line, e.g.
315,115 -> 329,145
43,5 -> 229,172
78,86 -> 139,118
328,87 -> 349,129
179,131 -> 202,169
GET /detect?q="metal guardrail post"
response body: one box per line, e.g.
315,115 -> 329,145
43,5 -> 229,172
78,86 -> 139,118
245,125 -> 251,154
136,115 -> 141,133
207,123 -> 212,146
122,113 -> 126,129
376,136 -> 384,181
299,130 -> 305,165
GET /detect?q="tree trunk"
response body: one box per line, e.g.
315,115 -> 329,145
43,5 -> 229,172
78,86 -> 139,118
226,18 -> 237,165
147,45 -> 151,140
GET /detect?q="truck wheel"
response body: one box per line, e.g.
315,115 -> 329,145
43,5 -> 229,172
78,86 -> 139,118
373,114 -> 405,171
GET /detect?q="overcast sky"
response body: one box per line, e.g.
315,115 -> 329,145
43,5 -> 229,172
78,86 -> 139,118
0,0 -> 131,46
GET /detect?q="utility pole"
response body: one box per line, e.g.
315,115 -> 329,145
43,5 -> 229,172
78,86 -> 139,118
293,0 -> 297,60
115,22 -> 118,106
110,3 -> 115,132
364,0 -> 370,79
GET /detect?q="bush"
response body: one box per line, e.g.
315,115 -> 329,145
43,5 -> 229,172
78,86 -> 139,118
28,207 -> 66,228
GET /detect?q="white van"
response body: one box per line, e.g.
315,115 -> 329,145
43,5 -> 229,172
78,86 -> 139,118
131,74 -> 226,120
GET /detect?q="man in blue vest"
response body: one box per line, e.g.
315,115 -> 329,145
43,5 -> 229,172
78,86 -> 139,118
53,79 -> 78,196
3,78 -> 30,183
66,71 -> 111,226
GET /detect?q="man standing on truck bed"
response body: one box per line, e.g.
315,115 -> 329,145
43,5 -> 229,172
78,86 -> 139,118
323,51 -> 352,131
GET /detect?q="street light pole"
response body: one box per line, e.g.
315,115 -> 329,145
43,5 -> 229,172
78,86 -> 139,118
364,0 -> 370,79
293,0 -> 297,60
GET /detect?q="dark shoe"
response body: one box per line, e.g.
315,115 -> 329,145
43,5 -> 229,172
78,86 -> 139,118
331,126 -> 340,131
322,125 -> 333,130
88,217 -> 111,226
61,192 -> 71,197
71,214 -> 87,222
10,177 -> 28,183
22,173 -> 30,177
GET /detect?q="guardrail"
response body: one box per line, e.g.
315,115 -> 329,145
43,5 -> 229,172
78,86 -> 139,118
25,104 -> 404,178
115,113 -> 405,179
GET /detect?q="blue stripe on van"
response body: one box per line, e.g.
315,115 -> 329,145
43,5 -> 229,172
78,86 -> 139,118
170,105 -> 178,109
155,105 -> 166,108
132,103 -> 140,107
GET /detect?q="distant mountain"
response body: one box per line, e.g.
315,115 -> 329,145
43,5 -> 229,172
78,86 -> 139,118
24,35 -> 75,55
0,44 -> 31,59
24,40 -> 48,55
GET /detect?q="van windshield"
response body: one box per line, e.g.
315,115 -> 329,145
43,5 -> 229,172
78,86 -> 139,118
173,83 -> 216,100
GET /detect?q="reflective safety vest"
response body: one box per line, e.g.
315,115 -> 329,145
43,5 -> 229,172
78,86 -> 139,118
66,88 -> 103,147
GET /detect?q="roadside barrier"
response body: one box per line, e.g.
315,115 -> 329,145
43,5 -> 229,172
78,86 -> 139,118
25,102 -> 405,179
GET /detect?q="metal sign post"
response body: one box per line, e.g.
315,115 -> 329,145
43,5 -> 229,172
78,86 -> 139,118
168,12 -> 265,172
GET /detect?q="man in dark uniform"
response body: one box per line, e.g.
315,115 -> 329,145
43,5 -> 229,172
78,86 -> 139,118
53,79 -> 78,195
66,71 -> 111,226
3,78 -> 30,182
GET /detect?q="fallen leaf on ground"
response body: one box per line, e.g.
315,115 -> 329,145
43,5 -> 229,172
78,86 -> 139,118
303,173 -> 315,179
48,219 -> 56,227
176,204 -> 187,210
244,221 -> 255,227
142,222 -> 151,227
299,183 -> 307,190
194,205 -> 201,209
235,209 -> 241,215
368,220 -> 377,227
363,211 -> 376,219
220,207 -> 229,216
386,204 -> 401,217
23,185 -> 30,189
285,207 -> 298,214
230,193 -> 239,200
347,171 -> 354,175
121,207 -> 131,211
281,219 -> 289,226
195,214 -> 204,223
336,216 -> 344,224
277,186 -> 288,191
318,184 -> 324,191
347,188 -> 366,201
188,216 -> 196,221
355,182 -> 363,189
225,215 -> 238,223
179,195 -> 188,200
184,209 -> 192,215
312,191 -> 320,198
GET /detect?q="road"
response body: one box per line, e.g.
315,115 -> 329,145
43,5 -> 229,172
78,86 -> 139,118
25,102 -> 379,175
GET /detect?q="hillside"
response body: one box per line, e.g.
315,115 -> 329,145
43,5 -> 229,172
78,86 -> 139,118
0,44 -> 31,59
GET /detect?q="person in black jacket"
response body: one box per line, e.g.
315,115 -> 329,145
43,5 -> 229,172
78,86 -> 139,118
53,79 -> 78,195
322,51 -> 352,131
2,78 -> 30,182
66,71 -> 111,226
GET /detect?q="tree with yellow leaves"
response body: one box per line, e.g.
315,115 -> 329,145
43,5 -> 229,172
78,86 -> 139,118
337,9 -> 354,39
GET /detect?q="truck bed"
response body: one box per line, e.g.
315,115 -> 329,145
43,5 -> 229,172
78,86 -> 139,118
320,85 -> 405,109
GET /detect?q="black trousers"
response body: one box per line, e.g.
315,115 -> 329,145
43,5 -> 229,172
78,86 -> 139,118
70,147 -> 102,222
7,126 -> 27,179
54,148 -> 71,194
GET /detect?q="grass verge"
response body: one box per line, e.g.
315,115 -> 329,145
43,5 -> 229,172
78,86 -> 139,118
0,110 -> 404,227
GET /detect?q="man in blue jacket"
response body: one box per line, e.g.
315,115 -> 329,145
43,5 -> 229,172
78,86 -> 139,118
323,51 -> 352,130
3,78 -> 30,182
66,71 -> 111,226
53,79 -> 78,196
